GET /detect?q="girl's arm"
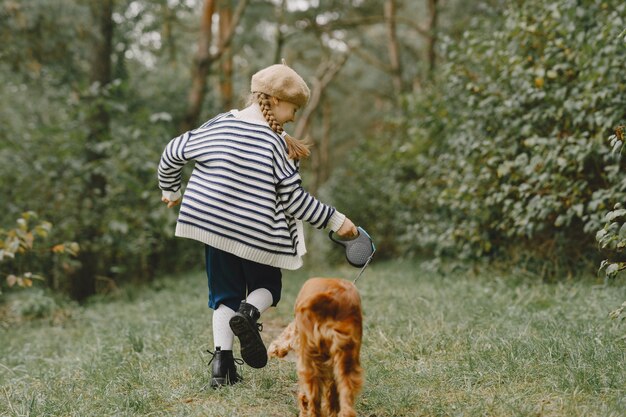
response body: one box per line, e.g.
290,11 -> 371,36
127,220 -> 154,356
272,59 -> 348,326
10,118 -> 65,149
157,132 -> 191,205
276,171 -> 356,237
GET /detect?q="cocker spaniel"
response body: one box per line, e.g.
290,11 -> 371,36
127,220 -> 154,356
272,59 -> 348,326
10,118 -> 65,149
268,277 -> 363,417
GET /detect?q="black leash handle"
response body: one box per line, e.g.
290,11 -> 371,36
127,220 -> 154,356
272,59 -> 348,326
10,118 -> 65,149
329,226 -> 376,270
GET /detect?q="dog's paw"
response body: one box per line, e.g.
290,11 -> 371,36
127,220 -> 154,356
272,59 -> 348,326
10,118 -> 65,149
267,341 -> 288,358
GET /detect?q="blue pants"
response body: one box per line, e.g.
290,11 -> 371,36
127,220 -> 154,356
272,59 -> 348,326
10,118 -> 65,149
205,245 -> 282,311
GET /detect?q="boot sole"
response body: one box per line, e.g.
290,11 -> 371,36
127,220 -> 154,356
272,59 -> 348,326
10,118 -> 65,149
229,314 -> 268,369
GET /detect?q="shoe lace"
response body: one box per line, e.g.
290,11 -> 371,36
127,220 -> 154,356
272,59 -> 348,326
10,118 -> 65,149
206,349 -> 216,365
206,349 -> 244,366
257,322 -> 263,332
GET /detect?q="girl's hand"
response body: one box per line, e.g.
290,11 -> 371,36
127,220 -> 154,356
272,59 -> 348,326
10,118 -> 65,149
161,196 -> 181,208
336,217 -> 358,239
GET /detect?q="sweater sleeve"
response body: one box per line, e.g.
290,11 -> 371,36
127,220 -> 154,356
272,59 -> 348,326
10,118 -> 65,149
157,131 -> 191,197
272,132 -> 346,230
275,168 -> 344,230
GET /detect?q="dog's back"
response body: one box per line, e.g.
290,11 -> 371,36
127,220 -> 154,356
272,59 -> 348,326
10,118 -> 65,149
294,278 -> 363,417
295,277 -> 362,352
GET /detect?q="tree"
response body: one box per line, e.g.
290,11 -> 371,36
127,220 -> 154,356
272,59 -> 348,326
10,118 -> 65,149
180,0 -> 248,132
218,0 -> 235,110
70,0 -> 115,301
293,52 -> 350,193
384,0 -> 403,94
3,0 -> 552,299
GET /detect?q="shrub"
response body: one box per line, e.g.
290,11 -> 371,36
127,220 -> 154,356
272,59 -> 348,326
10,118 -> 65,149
338,0 -> 626,275
0,212 -> 78,294
596,125 -> 626,278
596,124 -> 625,322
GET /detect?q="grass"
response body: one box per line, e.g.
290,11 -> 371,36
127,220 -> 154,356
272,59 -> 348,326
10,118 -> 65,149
1,260 -> 625,416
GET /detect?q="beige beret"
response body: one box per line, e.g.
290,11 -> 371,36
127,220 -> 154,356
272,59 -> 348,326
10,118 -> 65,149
251,63 -> 310,108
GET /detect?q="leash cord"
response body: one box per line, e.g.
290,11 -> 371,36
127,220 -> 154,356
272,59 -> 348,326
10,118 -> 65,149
353,253 -> 375,285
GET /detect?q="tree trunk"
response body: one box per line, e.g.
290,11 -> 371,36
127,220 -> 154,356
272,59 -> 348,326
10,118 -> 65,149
180,0 -> 248,132
294,53 -> 350,140
317,100 -> 331,189
273,0 -> 286,64
162,2 -> 177,64
72,0 -> 114,302
219,1 -> 233,110
180,0 -> 216,132
308,98 -> 330,196
427,0 -> 438,78
294,56 -> 348,194
87,0 -> 113,161
384,0 -> 403,94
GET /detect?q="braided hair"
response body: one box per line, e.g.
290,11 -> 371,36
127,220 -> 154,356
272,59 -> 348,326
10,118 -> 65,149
254,92 -> 311,160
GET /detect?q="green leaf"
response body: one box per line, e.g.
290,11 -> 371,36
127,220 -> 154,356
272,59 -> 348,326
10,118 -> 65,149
607,209 -> 626,221
606,263 -> 619,276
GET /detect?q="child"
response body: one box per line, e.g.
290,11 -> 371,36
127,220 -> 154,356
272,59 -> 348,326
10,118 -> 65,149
157,62 -> 357,388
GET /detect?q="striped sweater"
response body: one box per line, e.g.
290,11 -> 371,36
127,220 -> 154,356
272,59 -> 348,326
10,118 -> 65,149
157,108 -> 345,270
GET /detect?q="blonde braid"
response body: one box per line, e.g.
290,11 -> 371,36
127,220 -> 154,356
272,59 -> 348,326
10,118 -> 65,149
257,93 -> 284,135
255,93 -> 311,160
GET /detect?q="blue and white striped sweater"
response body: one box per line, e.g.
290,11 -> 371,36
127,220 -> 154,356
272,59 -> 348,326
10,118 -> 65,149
158,110 -> 345,270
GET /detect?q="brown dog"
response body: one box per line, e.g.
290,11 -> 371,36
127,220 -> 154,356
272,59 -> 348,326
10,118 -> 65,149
268,277 -> 363,417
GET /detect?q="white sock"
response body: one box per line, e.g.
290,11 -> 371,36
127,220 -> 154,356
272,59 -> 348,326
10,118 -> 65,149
212,304 -> 235,350
246,288 -> 273,314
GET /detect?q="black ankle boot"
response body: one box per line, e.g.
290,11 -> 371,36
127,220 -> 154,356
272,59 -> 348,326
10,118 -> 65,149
229,302 -> 268,369
209,347 -> 243,388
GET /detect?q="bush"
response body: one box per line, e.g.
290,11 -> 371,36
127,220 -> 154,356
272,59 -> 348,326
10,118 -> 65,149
338,0 -> 626,276
0,212 -> 78,294
596,125 -> 626,278
0,58 -> 200,296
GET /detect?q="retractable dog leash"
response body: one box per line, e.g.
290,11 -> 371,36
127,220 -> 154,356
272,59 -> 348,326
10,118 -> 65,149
329,226 -> 376,284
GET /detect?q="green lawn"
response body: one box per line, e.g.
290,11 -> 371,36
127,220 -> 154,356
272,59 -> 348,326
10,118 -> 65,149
1,261 -> 624,416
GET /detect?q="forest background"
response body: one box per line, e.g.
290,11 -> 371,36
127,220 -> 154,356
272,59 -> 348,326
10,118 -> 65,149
0,0 -> 625,302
